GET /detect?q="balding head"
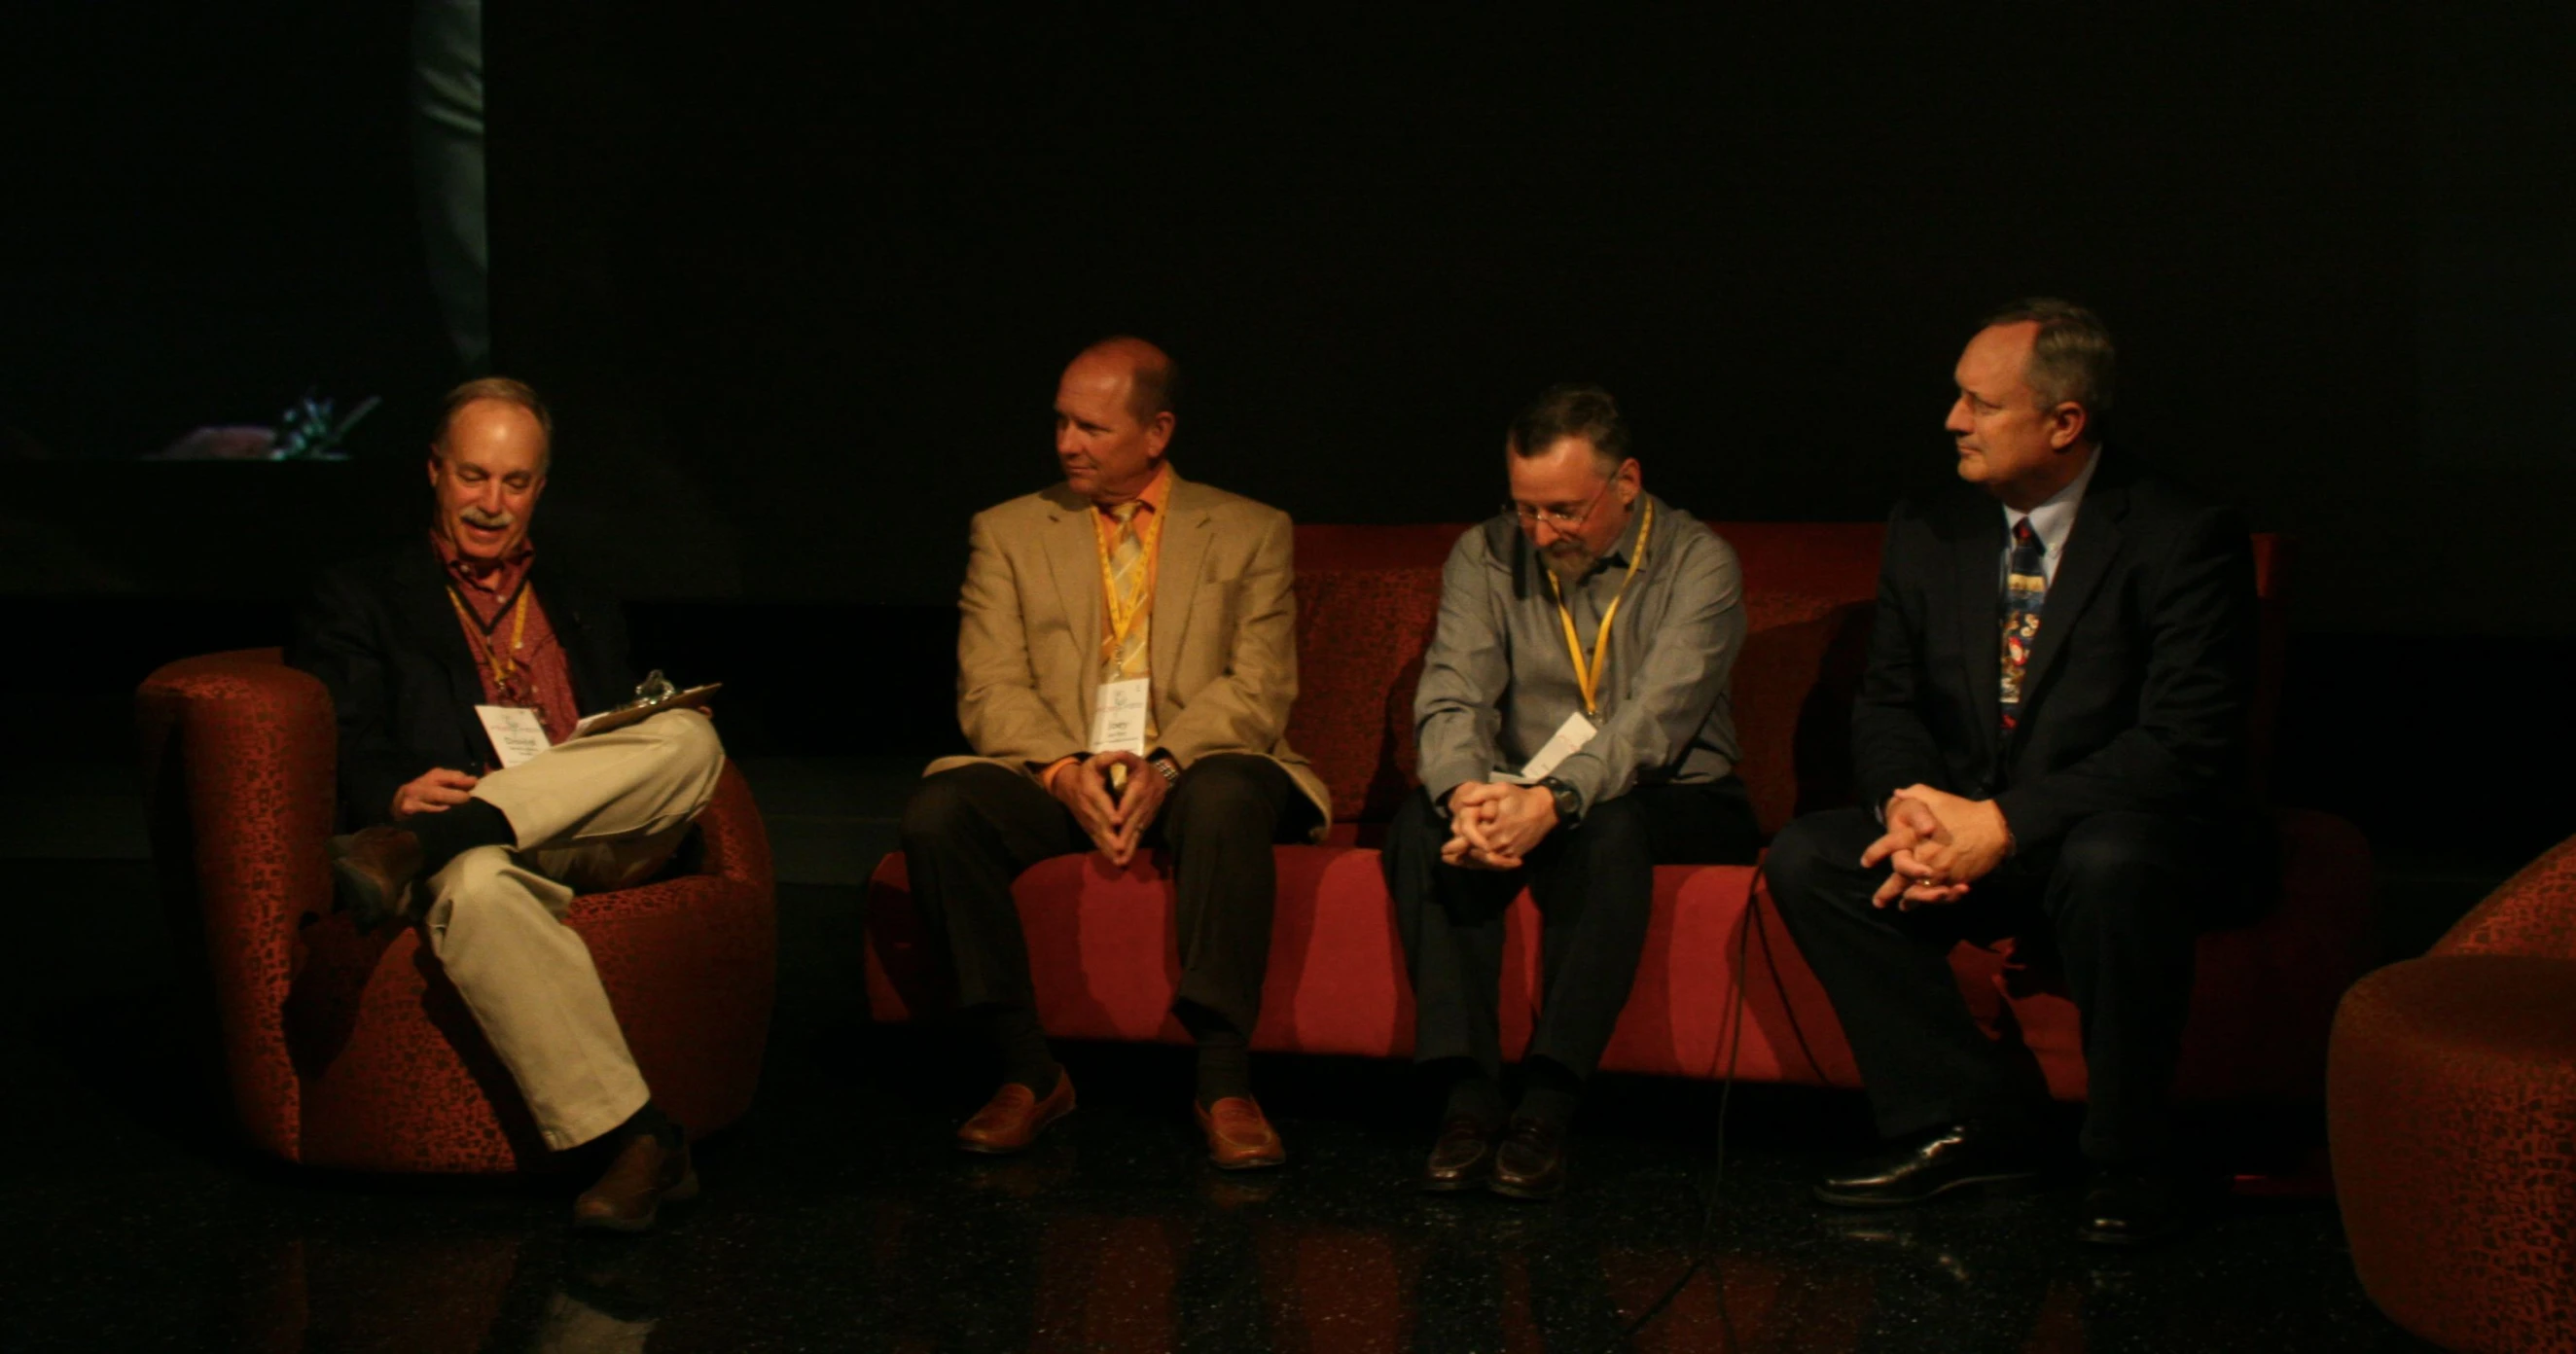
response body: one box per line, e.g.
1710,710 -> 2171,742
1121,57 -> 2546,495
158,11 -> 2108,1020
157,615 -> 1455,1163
1069,336 -> 1183,423
1054,337 -> 1179,504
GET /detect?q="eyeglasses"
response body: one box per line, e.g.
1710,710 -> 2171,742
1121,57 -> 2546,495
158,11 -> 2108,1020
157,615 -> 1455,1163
1506,475 -> 1619,529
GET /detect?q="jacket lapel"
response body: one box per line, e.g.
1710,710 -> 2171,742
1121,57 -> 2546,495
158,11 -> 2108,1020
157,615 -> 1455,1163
399,542 -> 488,715
1039,484 -> 1104,720
2015,456 -> 2128,731
1150,470 -> 1211,687
1950,502 -> 2006,754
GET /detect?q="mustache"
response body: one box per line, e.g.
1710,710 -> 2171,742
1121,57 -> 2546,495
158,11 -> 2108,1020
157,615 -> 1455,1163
458,507 -> 517,529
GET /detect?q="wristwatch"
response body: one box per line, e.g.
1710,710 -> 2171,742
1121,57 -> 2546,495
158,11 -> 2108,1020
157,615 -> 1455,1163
1536,775 -> 1583,828
1148,750 -> 1182,786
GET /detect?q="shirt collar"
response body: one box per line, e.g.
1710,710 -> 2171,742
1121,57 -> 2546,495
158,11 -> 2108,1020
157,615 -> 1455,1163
430,528 -> 535,598
1588,492 -> 1651,573
1095,463 -> 1173,518
2005,447 -> 2100,559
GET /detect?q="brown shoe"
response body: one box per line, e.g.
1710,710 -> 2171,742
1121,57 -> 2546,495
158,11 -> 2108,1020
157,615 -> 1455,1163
1421,1116 -> 1500,1192
327,826 -> 425,933
957,1072 -> 1076,1155
1488,1117 -> 1568,1200
1195,1096 -> 1287,1170
573,1132 -> 698,1232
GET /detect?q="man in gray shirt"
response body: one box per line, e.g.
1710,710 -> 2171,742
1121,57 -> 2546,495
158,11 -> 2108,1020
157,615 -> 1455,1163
1389,383 -> 1760,1200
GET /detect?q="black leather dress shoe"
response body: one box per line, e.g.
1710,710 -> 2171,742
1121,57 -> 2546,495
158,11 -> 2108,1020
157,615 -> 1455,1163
328,826 -> 426,934
2078,1166 -> 2189,1246
1812,1122 -> 2046,1208
1487,1117 -> 1568,1200
1421,1117 -> 1500,1192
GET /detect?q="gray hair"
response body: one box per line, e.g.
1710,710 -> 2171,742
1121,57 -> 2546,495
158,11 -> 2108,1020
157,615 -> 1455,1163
1507,382 -> 1628,473
1983,298 -> 2116,430
436,376 -> 554,469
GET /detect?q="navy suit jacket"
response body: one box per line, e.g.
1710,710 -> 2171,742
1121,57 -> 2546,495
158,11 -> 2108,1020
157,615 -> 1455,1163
290,540 -> 638,833
1852,450 -> 2260,852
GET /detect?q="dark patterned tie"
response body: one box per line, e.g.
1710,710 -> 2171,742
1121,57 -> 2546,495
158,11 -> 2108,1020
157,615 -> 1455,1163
1999,517 -> 2046,731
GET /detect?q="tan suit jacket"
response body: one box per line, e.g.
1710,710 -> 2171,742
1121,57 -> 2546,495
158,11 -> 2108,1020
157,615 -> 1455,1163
925,468 -> 1331,837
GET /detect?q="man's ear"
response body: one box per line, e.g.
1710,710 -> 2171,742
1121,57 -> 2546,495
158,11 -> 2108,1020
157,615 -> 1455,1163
2047,403 -> 2090,450
1144,410 -> 1175,459
426,449 -> 443,487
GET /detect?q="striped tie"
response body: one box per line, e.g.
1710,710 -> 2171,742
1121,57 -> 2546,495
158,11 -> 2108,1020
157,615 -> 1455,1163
1106,502 -> 1150,683
1999,517 -> 2045,731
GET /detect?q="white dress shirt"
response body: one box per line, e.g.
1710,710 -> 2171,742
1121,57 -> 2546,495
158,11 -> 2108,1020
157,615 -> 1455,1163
2003,447 -> 2102,588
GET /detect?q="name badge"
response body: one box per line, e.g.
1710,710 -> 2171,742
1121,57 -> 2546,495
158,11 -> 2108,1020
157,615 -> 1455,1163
1090,677 -> 1151,757
475,705 -> 552,769
1499,710 -> 1598,784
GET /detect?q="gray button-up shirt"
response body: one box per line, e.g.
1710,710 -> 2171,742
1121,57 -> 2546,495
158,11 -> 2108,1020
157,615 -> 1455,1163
1413,494 -> 1746,816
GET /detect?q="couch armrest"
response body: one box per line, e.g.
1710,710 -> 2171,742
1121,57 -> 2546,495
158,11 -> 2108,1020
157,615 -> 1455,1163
137,649 -> 339,1158
693,761 -> 773,892
2435,832 -> 2576,961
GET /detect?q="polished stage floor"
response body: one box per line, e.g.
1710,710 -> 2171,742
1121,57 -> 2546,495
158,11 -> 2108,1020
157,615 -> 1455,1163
2,758 -> 2452,1352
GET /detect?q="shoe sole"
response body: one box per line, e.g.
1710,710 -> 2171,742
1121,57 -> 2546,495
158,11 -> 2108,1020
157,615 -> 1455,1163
1420,1172 -> 1492,1194
1486,1175 -> 1564,1201
572,1168 -> 699,1234
1811,1170 -> 2045,1209
1208,1149 -> 1287,1171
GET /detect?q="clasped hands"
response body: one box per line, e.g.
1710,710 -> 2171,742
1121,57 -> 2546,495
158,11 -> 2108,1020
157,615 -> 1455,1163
1860,784 -> 2013,910
1052,750 -> 1168,867
1438,780 -> 1558,871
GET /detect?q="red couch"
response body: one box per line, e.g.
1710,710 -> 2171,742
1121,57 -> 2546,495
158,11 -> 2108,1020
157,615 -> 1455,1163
2328,833 -> 2576,1354
864,523 -> 2371,1103
139,649 -> 777,1172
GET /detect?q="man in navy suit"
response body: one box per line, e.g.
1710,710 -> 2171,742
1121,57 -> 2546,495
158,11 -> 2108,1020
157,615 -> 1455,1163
1766,300 -> 2260,1246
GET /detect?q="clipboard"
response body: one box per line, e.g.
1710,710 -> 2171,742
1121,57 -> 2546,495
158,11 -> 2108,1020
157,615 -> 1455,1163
572,671 -> 722,739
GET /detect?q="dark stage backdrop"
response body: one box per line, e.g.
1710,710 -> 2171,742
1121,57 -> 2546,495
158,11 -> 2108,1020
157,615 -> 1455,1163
485,6 -> 2572,634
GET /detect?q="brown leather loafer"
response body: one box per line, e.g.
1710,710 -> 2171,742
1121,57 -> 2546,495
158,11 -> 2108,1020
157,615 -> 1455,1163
328,826 -> 426,933
1488,1117 -> 1568,1200
1421,1116 -> 1500,1192
956,1072 -> 1076,1155
1195,1096 -> 1287,1170
573,1132 -> 698,1232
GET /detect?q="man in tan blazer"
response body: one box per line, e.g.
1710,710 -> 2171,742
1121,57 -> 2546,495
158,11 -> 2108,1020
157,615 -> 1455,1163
899,337 -> 1329,1169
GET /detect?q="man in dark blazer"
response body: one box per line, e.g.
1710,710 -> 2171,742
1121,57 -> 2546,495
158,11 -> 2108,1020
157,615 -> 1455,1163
1766,300 -> 2259,1247
291,377 -> 726,1231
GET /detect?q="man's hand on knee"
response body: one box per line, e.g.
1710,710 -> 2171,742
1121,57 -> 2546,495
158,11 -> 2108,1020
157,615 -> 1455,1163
392,767 -> 481,821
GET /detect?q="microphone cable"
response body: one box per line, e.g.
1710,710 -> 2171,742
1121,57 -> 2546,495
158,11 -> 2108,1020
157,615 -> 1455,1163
1601,862 -> 1767,1350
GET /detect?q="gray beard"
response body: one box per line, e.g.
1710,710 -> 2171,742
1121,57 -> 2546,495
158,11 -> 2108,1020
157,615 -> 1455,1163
1543,545 -> 1596,588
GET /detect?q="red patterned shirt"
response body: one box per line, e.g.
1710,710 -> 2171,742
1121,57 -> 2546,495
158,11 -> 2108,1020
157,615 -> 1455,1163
430,532 -> 583,743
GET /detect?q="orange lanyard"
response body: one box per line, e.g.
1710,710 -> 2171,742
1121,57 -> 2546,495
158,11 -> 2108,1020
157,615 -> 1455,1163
448,587 -> 530,695
1539,499 -> 1653,719
1093,502 -> 1164,662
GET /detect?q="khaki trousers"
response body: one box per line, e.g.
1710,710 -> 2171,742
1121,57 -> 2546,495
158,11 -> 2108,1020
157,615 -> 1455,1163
419,710 -> 726,1151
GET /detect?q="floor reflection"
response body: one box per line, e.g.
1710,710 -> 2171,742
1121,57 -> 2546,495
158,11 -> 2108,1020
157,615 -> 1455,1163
208,1169 -> 2406,1354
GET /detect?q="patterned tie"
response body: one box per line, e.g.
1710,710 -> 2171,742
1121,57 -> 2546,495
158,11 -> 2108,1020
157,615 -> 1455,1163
1999,517 -> 2046,732
1105,500 -> 1152,669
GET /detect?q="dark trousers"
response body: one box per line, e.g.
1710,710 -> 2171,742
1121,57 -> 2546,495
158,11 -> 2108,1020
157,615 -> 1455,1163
896,755 -> 1315,1037
1386,779 -> 1763,1085
1764,805 -> 2221,1162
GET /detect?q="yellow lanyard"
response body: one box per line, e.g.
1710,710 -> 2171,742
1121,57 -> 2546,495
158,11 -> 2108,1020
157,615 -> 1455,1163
1540,498 -> 1653,719
1093,502 -> 1164,663
448,586 -> 530,694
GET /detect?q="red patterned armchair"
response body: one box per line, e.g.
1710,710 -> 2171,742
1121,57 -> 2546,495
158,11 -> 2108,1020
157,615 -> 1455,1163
138,649 -> 776,1173
865,523 -> 2372,1109
2328,835 -> 2576,1354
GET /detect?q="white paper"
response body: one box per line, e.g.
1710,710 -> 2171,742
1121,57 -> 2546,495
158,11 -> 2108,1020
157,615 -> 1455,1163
1090,677 -> 1151,757
475,704 -> 553,768
1500,710 -> 1597,784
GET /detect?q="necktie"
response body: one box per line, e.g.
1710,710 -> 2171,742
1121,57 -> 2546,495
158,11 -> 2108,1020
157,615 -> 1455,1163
1999,517 -> 2046,731
1105,502 -> 1151,683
